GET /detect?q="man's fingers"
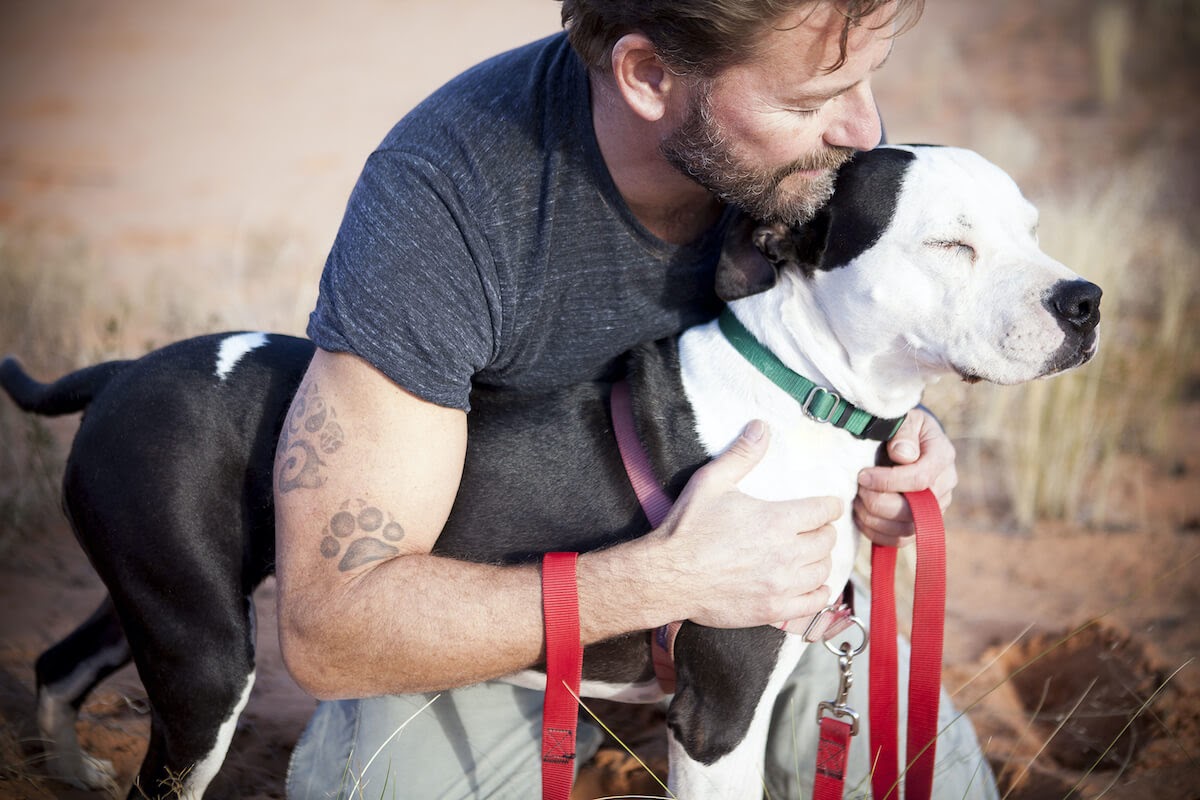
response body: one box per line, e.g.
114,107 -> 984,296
859,454 -> 958,494
853,500 -> 916,546
787,496 -> 845,533
854,486 -> 909,521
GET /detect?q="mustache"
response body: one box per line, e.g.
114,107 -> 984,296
775,146 -> 856,181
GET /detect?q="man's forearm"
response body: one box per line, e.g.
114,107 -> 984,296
278,538 -> 673,699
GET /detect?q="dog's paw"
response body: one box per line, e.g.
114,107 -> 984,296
48,751 -> 118,792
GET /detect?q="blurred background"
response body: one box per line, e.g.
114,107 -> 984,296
1,2 -> 1197,798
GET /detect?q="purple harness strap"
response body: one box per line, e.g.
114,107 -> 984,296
610,380 -> 673,527
609,380 -> 680,692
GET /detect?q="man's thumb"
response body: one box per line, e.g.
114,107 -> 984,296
704,419 -> 769,485
888,417 -> 920,464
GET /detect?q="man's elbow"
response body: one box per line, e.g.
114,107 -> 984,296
277,596 -> 375,700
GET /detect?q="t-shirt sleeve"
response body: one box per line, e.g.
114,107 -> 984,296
307,149 -> 501,411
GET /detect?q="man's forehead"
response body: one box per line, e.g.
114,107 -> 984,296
721,13 -> 895,98
787,37 -> 894,103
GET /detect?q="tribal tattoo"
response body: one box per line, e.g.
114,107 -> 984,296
318,498 -> 407,572
276,379 -> 345,494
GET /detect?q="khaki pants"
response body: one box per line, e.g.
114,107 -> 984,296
287,579 -> 998,799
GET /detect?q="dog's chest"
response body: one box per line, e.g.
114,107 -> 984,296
678,326 -> 880,506
679,323 -> 882,607
739,424 -> 877,504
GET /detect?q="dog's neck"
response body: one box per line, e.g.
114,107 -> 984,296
721,274 -> 932,420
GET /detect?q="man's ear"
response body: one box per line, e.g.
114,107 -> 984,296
610,33 -> 675,122
716,215 -> 791,301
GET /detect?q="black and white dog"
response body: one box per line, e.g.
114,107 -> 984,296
1,146 -> 1100,798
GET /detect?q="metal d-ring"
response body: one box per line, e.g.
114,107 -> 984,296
823,614 -> 869,658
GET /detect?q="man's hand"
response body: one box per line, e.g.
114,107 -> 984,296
853,408 -> 956,547
649,420 -> 843,630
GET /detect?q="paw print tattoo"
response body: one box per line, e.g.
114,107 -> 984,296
319,499 -> 406,572
276,380 -> 345,494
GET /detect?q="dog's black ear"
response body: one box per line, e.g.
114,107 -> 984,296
716,216 -> 791,301
790,207 -> 833,274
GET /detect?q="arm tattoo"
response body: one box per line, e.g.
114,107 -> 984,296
276,379 -> 345,494
318,499 -> 407,572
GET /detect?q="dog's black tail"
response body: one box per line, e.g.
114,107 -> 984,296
0,357 -> 132,416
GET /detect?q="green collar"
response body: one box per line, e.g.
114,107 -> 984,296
717,309 -> 906,442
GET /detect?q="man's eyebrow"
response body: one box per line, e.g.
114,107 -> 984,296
786,39 -> 895,105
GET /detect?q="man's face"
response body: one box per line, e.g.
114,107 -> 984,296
661,3 -> 894,225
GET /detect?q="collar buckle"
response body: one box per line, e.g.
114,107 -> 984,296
802,385 -> 841,423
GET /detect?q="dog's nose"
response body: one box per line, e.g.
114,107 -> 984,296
1047,279 -> 1102,334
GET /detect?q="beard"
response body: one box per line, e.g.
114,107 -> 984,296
661,83 -> 854,226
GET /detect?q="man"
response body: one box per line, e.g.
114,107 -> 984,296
277,1 -> 990,796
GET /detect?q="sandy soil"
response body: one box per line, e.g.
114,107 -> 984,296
1,2 -> 1198,799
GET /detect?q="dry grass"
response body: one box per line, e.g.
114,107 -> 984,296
0,232 -> 90,551
0,220 -> 317,554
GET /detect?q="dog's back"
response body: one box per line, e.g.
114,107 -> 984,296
3,332 -> 314,798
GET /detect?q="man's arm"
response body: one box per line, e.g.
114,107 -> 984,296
275,348 -> 844,700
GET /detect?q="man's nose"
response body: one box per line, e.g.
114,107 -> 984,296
823,83 -> 882,152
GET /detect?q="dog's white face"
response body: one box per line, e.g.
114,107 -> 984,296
724,145 -> 1101,399
817,146 -> 1099,385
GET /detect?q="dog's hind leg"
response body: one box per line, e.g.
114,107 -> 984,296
35,595 -> 129,791
123,592 -> 258,800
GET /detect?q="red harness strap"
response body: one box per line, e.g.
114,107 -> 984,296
870,489 -> 947,800
541,551 -> 583,800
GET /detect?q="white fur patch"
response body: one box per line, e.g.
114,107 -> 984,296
215,332 -> 269,381
180,670 -> 255,800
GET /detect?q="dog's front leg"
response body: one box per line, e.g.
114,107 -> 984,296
665,624 -> 808,798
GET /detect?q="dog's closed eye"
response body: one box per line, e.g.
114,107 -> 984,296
926,239 -> 977,264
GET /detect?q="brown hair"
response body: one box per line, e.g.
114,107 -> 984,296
560,0 -> 923,75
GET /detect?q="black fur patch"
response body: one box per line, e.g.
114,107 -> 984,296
815,147 -> 917,271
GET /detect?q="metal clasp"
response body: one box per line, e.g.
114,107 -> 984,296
802,385 -> 841,423
816,615 -> 869,736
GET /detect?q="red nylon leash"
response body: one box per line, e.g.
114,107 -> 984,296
813,715 -> 856,800
870,488 -> 947,800
541,551 -> 583,800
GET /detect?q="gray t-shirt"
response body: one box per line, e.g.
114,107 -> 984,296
308,32 -> 730,410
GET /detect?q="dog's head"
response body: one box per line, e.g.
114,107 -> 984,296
717,145 -> 1101,387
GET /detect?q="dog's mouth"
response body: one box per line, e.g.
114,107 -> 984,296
1040,328 -> 1100,377
953,328 -> 1099,385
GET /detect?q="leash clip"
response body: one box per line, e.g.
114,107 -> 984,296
816,616 -> 868,736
